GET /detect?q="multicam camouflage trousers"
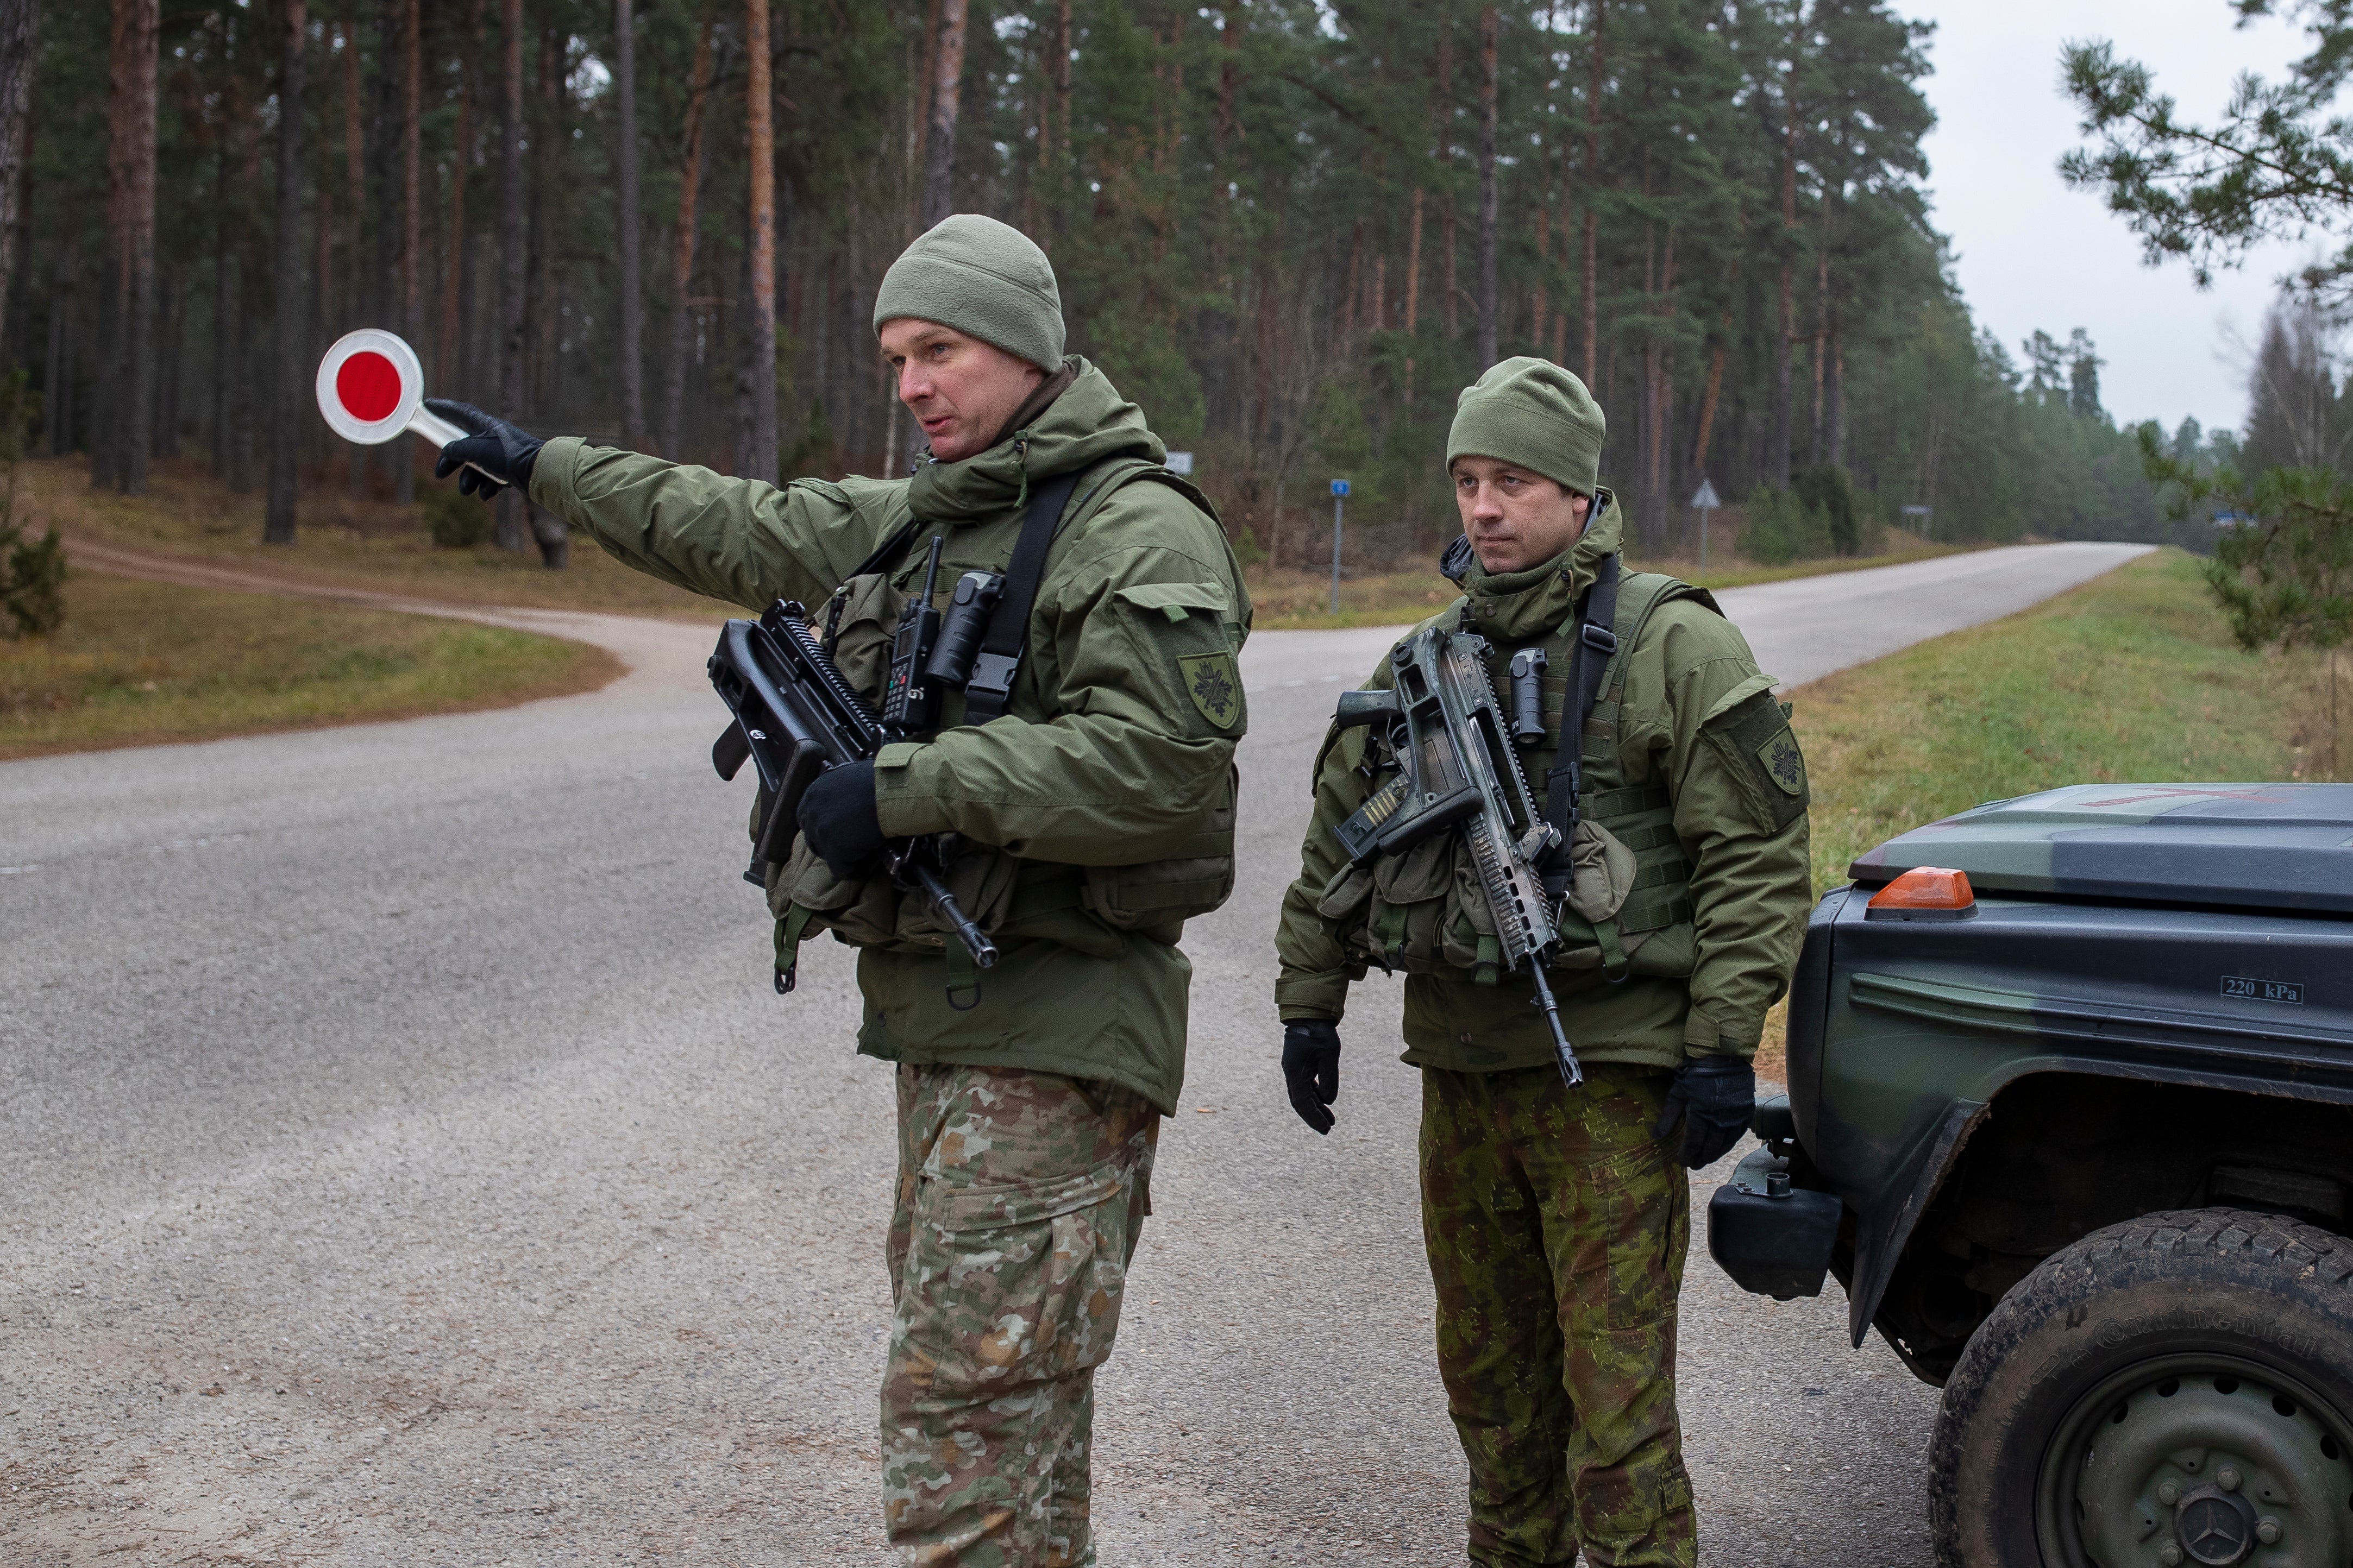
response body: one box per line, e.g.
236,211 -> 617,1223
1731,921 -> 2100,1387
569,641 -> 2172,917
881,1063 -> 1159,1567
1420,1062 -> 1697,1568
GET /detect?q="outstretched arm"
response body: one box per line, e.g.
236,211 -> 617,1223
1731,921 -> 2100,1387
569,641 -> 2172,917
525,436 -> 876,611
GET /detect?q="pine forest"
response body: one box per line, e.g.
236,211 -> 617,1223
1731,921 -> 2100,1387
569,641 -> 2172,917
0,0 -> 2204,570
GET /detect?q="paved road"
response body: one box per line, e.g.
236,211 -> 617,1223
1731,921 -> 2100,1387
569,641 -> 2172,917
1,541 -> 2147,1564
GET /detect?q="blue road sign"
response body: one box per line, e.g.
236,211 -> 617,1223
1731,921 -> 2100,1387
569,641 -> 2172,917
1330,479 -> 1350,496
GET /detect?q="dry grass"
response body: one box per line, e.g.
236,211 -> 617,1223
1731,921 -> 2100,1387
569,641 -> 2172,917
0,573 -> 618,759
21,454 -> 731,620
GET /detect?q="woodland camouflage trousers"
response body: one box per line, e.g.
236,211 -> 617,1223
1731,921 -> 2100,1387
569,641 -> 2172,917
1420,1062 -> 1697,1567
881,1063 -> 1158,1567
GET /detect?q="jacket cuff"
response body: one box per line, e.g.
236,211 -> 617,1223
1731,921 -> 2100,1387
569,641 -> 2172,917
1681,1005 -> 1756,1059
873,742 -> 952,837
527,436 -> 585,514
1277,971 -> 1350,1024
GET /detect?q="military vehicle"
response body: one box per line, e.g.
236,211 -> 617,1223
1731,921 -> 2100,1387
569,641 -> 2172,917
1706,784 -> 2353,1568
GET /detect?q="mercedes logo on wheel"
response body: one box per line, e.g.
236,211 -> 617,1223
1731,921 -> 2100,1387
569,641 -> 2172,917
2176,1485 -> 2257,1566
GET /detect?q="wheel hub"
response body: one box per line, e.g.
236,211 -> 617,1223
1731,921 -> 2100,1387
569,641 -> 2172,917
2043,1359 -> 2353,1567
2174,1485 -> 2257,1565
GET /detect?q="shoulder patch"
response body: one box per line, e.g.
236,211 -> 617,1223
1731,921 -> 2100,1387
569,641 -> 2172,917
1758,728 -> 1806,796
1178,651 -> 1243,729
1704,689 -> 1809,834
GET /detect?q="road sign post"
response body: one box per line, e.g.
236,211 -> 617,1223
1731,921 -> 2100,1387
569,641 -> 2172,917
1688,476 -> 1722,568
1329,478 -> 1350,616
1900,503 -> 1932,540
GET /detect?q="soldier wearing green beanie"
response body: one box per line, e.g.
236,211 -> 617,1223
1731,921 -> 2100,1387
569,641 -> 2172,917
424,213 -> 1250,1567
1274,357 -> 1813,1566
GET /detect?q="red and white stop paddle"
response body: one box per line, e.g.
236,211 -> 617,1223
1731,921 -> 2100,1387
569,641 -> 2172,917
315,329 -> 490,481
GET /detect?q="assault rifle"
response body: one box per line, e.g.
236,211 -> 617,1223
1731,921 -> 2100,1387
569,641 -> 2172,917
707,593 -> 999,993
1332,625 -> 1584,1085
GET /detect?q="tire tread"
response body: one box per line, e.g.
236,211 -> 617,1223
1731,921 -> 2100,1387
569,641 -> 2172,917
1927,1207 -> 2353,1567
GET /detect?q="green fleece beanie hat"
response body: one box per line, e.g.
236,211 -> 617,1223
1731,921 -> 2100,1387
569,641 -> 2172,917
1445,356 -> 1607,496
873,214 -> 1065,372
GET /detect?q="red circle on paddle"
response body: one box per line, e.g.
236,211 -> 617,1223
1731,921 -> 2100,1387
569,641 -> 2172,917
335,350 -> 403,423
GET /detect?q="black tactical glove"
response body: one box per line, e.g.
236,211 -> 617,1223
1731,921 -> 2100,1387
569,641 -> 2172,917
797,759 -> 884,879
1655,1054 -> 1756,1169
425,398 -> 546,499
1282,1019 -> 1342,1135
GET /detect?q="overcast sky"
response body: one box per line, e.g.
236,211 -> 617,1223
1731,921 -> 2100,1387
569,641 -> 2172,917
1899,0 -> 2325,436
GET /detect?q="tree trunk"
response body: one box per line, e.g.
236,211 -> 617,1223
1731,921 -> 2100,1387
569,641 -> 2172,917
264,0 -> 305,544
661,18 -> 714,460
1476,5 -> 1498,371
1827,323 -> 1845,469
495,0 -> 527,549
614,0 -> 643,446
1436,34 -> 1456,342
1772,94 -> 1797,488
342,19 -> 366,498
396,0 -> 420,500
46,234 -> 73,455
745,0 -> 777,481
400,0 -> 421,343
1809,228 -> 1828,467
1582,0 -> 1604,387
0,0 -> 36,366
1691,339 -> 1725,481
209,154 -> 230,471
920,0 -> 967,229
528,25 -> 559,412
1403,184 -> 1422,410
153,261 -> 179,457
440,0 -> 482,401
99,0 -> 158,495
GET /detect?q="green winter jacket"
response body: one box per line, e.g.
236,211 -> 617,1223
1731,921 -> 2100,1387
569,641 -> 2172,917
529,358 -> 1249,1112
1273,503 -> 1809,1071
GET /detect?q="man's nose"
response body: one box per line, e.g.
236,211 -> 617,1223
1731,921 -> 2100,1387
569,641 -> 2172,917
1469,483 -> 1505,522
898,365 -> 931,405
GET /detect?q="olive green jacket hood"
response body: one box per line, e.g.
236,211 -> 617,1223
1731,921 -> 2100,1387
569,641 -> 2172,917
1452,493 -> 1623,641
525,360 -> 1245,1114
906,356 -> 1162,525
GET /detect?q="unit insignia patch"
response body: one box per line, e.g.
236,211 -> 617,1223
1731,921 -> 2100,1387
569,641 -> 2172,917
1178,652 -> 1243,729
1759,729 -> 1806,795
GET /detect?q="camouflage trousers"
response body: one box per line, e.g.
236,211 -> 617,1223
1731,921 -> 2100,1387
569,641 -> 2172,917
881,1063 -> 1159,1567
1420,1062 -> 1696,1567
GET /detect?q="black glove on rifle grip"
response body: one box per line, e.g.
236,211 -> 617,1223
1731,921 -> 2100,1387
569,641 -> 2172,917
425,398 -> 546,499
796,759 -> 884,879
1654,1054 -> 1755,1169
1282,1019 -> 1342,1136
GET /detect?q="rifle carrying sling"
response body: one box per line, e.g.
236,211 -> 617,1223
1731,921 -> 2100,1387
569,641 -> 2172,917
962,472 -> 1081,723
1542,552 -> 1621,897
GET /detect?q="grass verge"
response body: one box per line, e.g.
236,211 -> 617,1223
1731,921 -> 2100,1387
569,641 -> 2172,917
1246,531 -> 1963,630
24,455 -> 730,620
0,573 -> 620,760
1751,548 -> 2321,1080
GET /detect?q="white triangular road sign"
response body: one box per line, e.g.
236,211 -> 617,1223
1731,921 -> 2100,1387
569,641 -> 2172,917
1689,477 -> 1722,510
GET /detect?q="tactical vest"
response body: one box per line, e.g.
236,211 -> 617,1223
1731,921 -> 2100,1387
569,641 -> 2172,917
1318,563 -> 1714,985
768,454 -> 1245,991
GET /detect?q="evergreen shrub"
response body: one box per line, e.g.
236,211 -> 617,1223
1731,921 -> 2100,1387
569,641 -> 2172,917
426,488 -> 491,550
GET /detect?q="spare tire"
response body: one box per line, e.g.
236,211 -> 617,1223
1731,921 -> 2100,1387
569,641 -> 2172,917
1929,1208 -> 2353,1567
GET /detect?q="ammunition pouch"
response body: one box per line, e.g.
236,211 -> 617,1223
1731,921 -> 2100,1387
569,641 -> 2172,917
1319,784 -> 1694,984
762,464 -> 1245,975
1320,559 -> 1715,987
